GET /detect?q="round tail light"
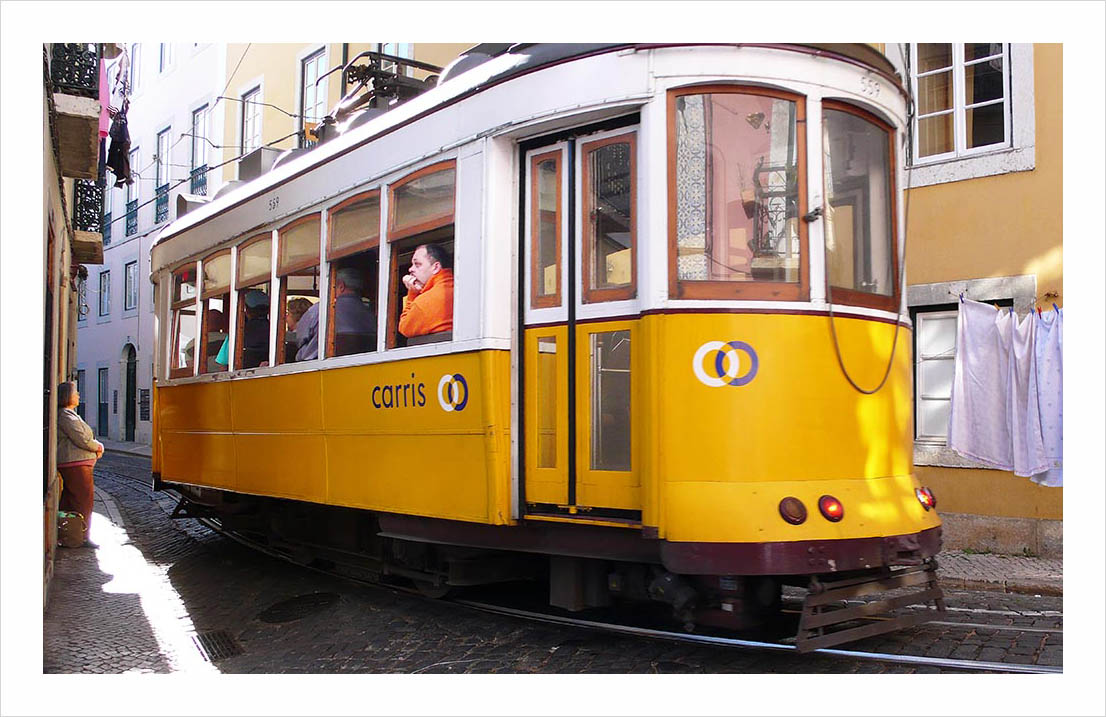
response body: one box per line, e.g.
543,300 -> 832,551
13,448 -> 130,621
778,497 -> 807,525
818,495 -> 844,522
915,487 -> 937,511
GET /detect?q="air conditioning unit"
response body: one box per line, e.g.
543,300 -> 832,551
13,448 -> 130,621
237,147 -> 282,182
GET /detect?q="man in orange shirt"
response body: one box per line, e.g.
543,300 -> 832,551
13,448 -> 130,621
399,243 -> 454,338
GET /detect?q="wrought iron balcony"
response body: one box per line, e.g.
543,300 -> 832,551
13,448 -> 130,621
73,179 -> 103,233
102,212 -> 112,244
126,199 -> 138,236
190,165 -> 208,195
50,44 -> 98,99
156,184 -> 170,223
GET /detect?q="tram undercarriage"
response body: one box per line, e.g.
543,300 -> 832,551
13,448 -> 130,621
165,483 -> 945,651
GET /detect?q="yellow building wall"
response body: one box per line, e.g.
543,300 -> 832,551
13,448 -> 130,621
905,44 -> 1062,532
220,43 -> 472,183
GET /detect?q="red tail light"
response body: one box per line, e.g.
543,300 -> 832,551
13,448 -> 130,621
915,487 -> 937,511
818,495 -> 844,522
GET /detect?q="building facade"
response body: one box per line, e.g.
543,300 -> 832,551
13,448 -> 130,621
889,43 -> 1063,556
43,43 -> 106,602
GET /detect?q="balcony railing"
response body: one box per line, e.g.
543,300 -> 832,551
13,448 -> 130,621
102,212 -> 112,244
73,179 -> 104,234
126,199 -> 138,236
156,184 -> 169,223
190,165 -> 208,195
50,44 -> 99,99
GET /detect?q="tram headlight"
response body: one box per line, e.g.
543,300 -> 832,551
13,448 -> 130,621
778,497 -> 807,525
818,495 -> 844,522
915,487 -> 937,511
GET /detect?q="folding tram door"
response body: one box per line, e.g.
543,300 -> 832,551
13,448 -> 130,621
519,116 -> 641,524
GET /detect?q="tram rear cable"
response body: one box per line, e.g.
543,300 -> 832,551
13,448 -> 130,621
822,46 -> 915,395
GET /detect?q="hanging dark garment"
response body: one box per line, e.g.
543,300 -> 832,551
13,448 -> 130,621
98,138 -> 107,185
106,110 -> 132,186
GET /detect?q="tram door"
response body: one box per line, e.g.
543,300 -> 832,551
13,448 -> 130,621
521,124 -> 640,520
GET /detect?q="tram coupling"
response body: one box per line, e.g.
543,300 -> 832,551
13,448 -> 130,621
795,559 -> 946,653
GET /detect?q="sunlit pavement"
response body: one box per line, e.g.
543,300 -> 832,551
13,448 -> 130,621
42,489 -> 218,674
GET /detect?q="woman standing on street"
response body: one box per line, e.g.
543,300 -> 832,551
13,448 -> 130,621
56,381 -> 104,548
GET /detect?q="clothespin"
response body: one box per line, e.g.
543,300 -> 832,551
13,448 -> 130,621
1009,306 -> 1014,315
959,292 -> 964,303
1037,307 -> 1042,318
1052,303 -> 1059,314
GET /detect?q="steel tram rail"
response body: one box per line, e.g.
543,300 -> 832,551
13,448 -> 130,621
180,508 -> 1061,675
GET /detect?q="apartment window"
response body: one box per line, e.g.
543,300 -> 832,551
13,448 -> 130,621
300,50 -> 327,147
76,369 -> 86,420
97,368 -> 109,436
102,183 -> 113,244
159,42 -> 173,72
380,43 -> 412,75
77,277 -> 88,321
913,309 -> 958,444
98,270 -> 111,316
124,260 -> 139,311
191,105 -> 208,170
241,87 -> 262,154
129,43 -> 140,92
911,43 -> 1009,163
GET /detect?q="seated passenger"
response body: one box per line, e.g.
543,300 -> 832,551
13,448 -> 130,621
205,309 -> 229,372
241,289 -> 270,368
398,243 -> 454,338
295,267 -> 376,361
284,297 -> 312,363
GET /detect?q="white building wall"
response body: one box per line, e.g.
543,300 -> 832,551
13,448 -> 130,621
76,42 -> 227,444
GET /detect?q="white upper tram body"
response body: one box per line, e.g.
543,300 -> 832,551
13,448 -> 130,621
150,43 -> 909,386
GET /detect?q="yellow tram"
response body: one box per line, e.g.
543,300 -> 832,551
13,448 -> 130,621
151,44 -> 943,650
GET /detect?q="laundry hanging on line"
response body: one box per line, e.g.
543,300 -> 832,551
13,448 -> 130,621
947,298 -> 1062,484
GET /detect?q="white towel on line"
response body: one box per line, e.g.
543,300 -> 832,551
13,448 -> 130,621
1031,308 -> 1063,486
947,299 -> 1054,477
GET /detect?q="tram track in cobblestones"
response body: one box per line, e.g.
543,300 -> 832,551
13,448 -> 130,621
188,513 -> 1061,675
95,460 -> 1062,675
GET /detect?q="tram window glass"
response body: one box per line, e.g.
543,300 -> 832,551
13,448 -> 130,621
669,87 -> 805,300
581,133 -> 635,303
277,214 -> 321,364
387,161 -> 456,349
169,265 -> 198,378
235,234 -> 272,369
530,151 -> 562,309
536,336 -> 558,468
389,161 -> 455,242
590,330 -> 631,471
822,104 -> 898,311
327,191 -> 381,358
200,251 -> 231,374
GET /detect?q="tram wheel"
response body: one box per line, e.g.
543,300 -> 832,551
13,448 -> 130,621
414,579 -> 452,599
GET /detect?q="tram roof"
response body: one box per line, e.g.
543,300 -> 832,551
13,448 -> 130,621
154,43 -> 901,257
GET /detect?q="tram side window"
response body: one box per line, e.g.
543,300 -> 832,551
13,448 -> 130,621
582,133 -> 636,303
200,251 -> 231,374
669,87 -> 806,300
386,161 -> 456,348
277,214 -> 321,364
235,234 -> 272,369
325,191 -> 380,358
169,265 -> 198,378
822,103 -> 899,312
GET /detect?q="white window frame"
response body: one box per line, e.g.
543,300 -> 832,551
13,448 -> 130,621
127,147 -> 139,204
380,43 -> 413,76
156,128 -> 171,188
159,42 -> 173,72
914,310 -> 957,444
99,270 -> 111,317
125,260 -> 139,311
241,87 -> 262,154
901,43 -> 1035,187
129,43 -> 141,93
300,48 -> 327,146
191,105 -> 208,170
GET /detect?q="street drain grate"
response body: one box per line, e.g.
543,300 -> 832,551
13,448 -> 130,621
257,592 -> 340,624
192,630 -> 243,661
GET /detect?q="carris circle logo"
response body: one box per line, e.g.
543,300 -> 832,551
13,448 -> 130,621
692,341 -> 759,387
437,373 -> 469,412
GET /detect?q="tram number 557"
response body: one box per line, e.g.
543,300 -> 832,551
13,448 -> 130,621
268,196 -> 280,212
860,73 -> 881,98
